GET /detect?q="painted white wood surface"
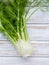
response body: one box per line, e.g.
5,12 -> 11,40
0,9 -> 49,65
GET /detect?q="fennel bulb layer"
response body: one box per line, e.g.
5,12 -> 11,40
16,40 -> 33,57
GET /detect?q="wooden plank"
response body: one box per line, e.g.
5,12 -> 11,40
0,40 -> 49,57
27,25 -> 49,41
27,19 -> 49,24
0,57 -> 49,65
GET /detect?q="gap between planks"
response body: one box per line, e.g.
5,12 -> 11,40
0,40 -> 49,44
27,24 -> 49,28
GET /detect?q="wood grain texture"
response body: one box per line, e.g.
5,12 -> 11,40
0,57 -> 49,65
0,8 -> 49,65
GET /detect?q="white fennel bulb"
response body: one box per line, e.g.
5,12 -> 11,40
16,40 -> 33,57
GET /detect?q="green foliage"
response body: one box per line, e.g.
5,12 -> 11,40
0,0 -> 29,43
0,0 -> 49,44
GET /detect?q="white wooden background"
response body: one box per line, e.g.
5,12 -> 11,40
0,8 -> 49,65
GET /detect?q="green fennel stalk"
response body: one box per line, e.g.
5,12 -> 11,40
0,0 -> 49,57
0,0 -> 33,57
